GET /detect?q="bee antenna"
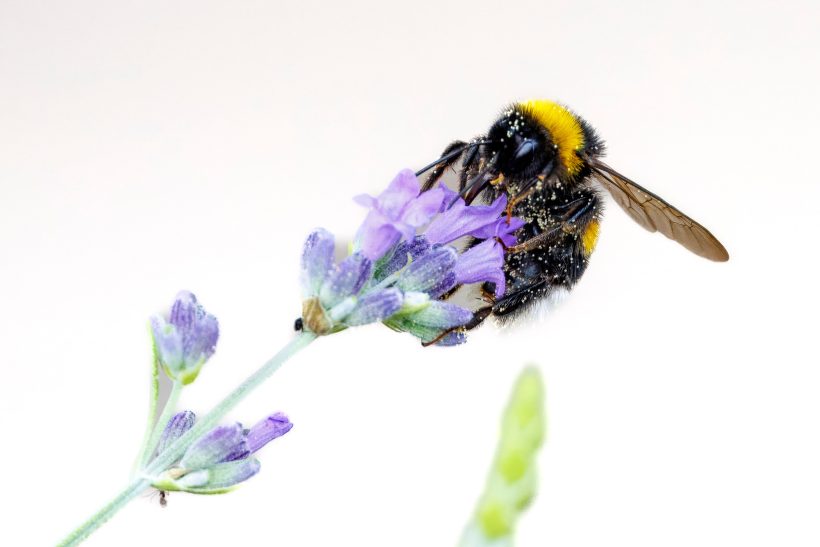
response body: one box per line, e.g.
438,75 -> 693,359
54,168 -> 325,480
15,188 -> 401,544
415,140 -> 490,177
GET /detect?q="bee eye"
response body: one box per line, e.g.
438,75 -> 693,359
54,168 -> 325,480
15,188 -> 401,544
514,139 -> 536,160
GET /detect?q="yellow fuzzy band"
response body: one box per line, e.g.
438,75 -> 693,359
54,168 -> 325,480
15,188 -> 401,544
582,220 -> 600,256
519,100 -> 585,176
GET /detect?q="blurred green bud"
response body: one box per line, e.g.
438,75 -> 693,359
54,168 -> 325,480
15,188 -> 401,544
462,366 -> 546,546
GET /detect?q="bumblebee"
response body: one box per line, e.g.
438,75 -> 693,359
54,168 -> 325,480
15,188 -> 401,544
417,100 -> 729,336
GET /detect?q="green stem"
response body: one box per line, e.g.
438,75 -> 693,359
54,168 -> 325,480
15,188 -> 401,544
139,380 -> 182,469
57,331 -> 317,546
131,345 -> 160,477
57,479 -> 149,547
147,332 -> 316,474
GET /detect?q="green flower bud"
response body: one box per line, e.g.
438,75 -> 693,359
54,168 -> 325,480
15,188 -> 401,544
461,367 -> 546,546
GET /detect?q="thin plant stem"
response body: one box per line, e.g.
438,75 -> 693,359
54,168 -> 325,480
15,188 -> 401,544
57,331 -> 317,547
131,343 -> 160,477
57,479 -> 150,547
138,380 -> 182,470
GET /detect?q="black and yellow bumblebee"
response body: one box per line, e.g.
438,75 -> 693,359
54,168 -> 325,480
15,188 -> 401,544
417,100 -> 729,336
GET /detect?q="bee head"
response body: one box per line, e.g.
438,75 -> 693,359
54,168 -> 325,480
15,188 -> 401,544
487,109 -> 556,180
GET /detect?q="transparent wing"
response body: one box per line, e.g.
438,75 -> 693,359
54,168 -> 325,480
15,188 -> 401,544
590,159 -> 729,261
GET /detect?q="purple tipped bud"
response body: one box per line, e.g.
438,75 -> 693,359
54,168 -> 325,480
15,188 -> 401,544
301,229 -> 336,298
156,411 -> 196,457
180,423 -> 249,470
396,246 -> 458,296
319,253 -> 372,308
150,291 -> 219,385
246,412 -> 293,453
344,289 -> 404,326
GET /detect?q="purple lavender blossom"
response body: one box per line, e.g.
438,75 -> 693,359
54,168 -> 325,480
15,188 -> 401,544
354,169 -> 445,260
424,192 -> 509,246
298,169 -> 524,345
454,239 -> 507,297
471,216 -> 526,248
152,411 -> 292,494
150,291 -> 219,385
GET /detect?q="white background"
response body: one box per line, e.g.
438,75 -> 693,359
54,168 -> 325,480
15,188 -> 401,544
1,1 -> 818,545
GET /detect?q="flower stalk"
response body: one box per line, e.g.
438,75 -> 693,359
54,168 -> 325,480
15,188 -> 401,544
137,379 -> 182,470
57,332 -> 315,547
58,168 -> 524,545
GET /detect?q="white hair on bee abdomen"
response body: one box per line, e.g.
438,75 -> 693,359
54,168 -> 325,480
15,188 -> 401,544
493,287 -> 571,331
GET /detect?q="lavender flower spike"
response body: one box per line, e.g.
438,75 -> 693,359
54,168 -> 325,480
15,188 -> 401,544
298,169 -> 524,345
150,291 -> 219,385
151,411 -> 293,495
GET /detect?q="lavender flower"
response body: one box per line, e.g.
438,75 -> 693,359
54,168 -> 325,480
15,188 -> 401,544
151,411 -> 292,494
298,169 -> 524,345
150,291 -> 219,385
353,169 -> 445,260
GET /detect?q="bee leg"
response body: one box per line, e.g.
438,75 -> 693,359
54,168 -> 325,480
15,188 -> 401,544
505,185 -> 537,222
421,305 -> 494,347
419,140 -> 467,192
506,195 -> 598,254
437,283 -> 463,301
458,142 -> 482,192
506,225 -> 563,254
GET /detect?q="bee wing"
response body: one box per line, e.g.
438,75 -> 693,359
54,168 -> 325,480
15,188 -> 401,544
589,159 -> 729,261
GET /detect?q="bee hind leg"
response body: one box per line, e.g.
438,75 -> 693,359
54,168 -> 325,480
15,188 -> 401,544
421,305 -> 494,347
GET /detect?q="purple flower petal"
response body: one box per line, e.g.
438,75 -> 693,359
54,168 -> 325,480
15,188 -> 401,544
424,195 -> 508,245
355,211 -> 407,261
246,412 -> 293,453
354,170 -> 442,261
396,246 -> 457,295
156,411 -> 196,457
180,423 -> 249,470
375,169 -> 421,218
437,182 -> 460,212
454,239 -> 507,297
319,253 -> 372,308
469,216 -> 525,248
402,186 -> 445,226
301,229 -> 336,297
